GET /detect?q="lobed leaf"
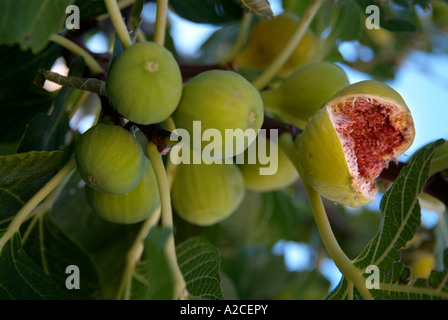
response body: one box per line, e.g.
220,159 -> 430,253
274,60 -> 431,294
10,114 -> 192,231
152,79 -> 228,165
0,230 -> 68,299
0,0 -> 74,53
328,139 -> 446,299
0,150 -> 65,223
130,227 -> 174,300
23,212 -> 103,300
177,237 -> 223,300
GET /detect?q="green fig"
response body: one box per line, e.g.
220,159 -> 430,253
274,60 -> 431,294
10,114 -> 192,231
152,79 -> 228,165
172,70 -> 264,160
86,158 -> 160,224
296,80 -> 415,207
75,123 -> 146,194
239,134 -> 299,192
106,42 -> 183,125
234,12 -> 317,77
432,0 -> 448,31
261,62 -> 350,129
171,161 -> 245,226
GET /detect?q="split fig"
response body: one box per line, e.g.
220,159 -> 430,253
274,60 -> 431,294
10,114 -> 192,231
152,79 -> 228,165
296,80 -> 415,207
75,123 -> 146,194
261,62 -> 350,129
106,42 -> 183,125
172,70 -> 264,160
234,12 -> 317,77
86,157 -> 160,224
171,161 -> 245,226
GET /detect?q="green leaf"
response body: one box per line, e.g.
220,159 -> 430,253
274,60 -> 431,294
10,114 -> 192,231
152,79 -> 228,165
0,84 -> 56,144
130,227 -> 174,300
177,237 -> 223,300
0,230 -> 68,299
23,212 -> 103,300
169,0 -> 243,25
327,0 -> 363,41
355,139 -> 445,271
357,0 -> 419,33
50,172 -> 141,299
239,0 -> 273,18
0,151 -> 65,223
375,258 -> 448,299
328,139 -> 446,299
0,0 -> 74,53
222,190 -> 314,247
0,43 -> 61,98
221,244 -> 329,299
0,43 -> 60,143
74,0 -> 108,20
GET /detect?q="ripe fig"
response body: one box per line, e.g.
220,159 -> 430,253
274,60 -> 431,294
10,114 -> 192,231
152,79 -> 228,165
239,135 -> 299,192
172,70 -> 264,160
296,80 -> 415,207
171,161 -> 245,226
234,12 -> 317,77
106,42 -> 183,125
75,123 -> 146,194
86,158 -> 160,224
261,62 -> 350,129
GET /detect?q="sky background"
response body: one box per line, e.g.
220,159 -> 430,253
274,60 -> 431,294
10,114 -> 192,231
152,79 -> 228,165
83,0 -> 448,292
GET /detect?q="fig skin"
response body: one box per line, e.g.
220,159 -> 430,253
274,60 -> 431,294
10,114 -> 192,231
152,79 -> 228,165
106,42 -> 183,125
86,158 -> 160,224
295,80 -> 415,207
172,70 -> 264,160
171,161 -> 245,226
75,123 -> 146,194
239,135 -> 299,192
261,62 -> 350,129
234,12 -> 317,77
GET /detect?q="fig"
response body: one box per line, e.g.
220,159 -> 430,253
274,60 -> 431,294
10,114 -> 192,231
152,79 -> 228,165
86,157 -> 160,224
239,134 -> 299,192
234,12 -> 317,77
75,123 -> 146,194
295,80 -> 415,207
432,0 -> 448,31
171,70 -> 264,160
106,42 -> 183,125
261,62 -> 350,129
171,161 -> 245,226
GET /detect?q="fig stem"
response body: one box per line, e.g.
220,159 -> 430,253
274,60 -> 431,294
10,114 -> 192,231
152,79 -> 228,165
429,154 -> 448,177
37,70 -> 107,96
220,13 -> 253,66
0,157 -> 76,256
147,141 -> 186,300
251,0 -> 324,90
116,205 -> 162,300
49,34 -> 104,75
105,0 -> 133,49
278,133 -> 374,300
154,0 -> 169,46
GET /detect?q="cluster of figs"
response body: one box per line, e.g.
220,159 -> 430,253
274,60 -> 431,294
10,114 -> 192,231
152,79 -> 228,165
75,13 -> 415,226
